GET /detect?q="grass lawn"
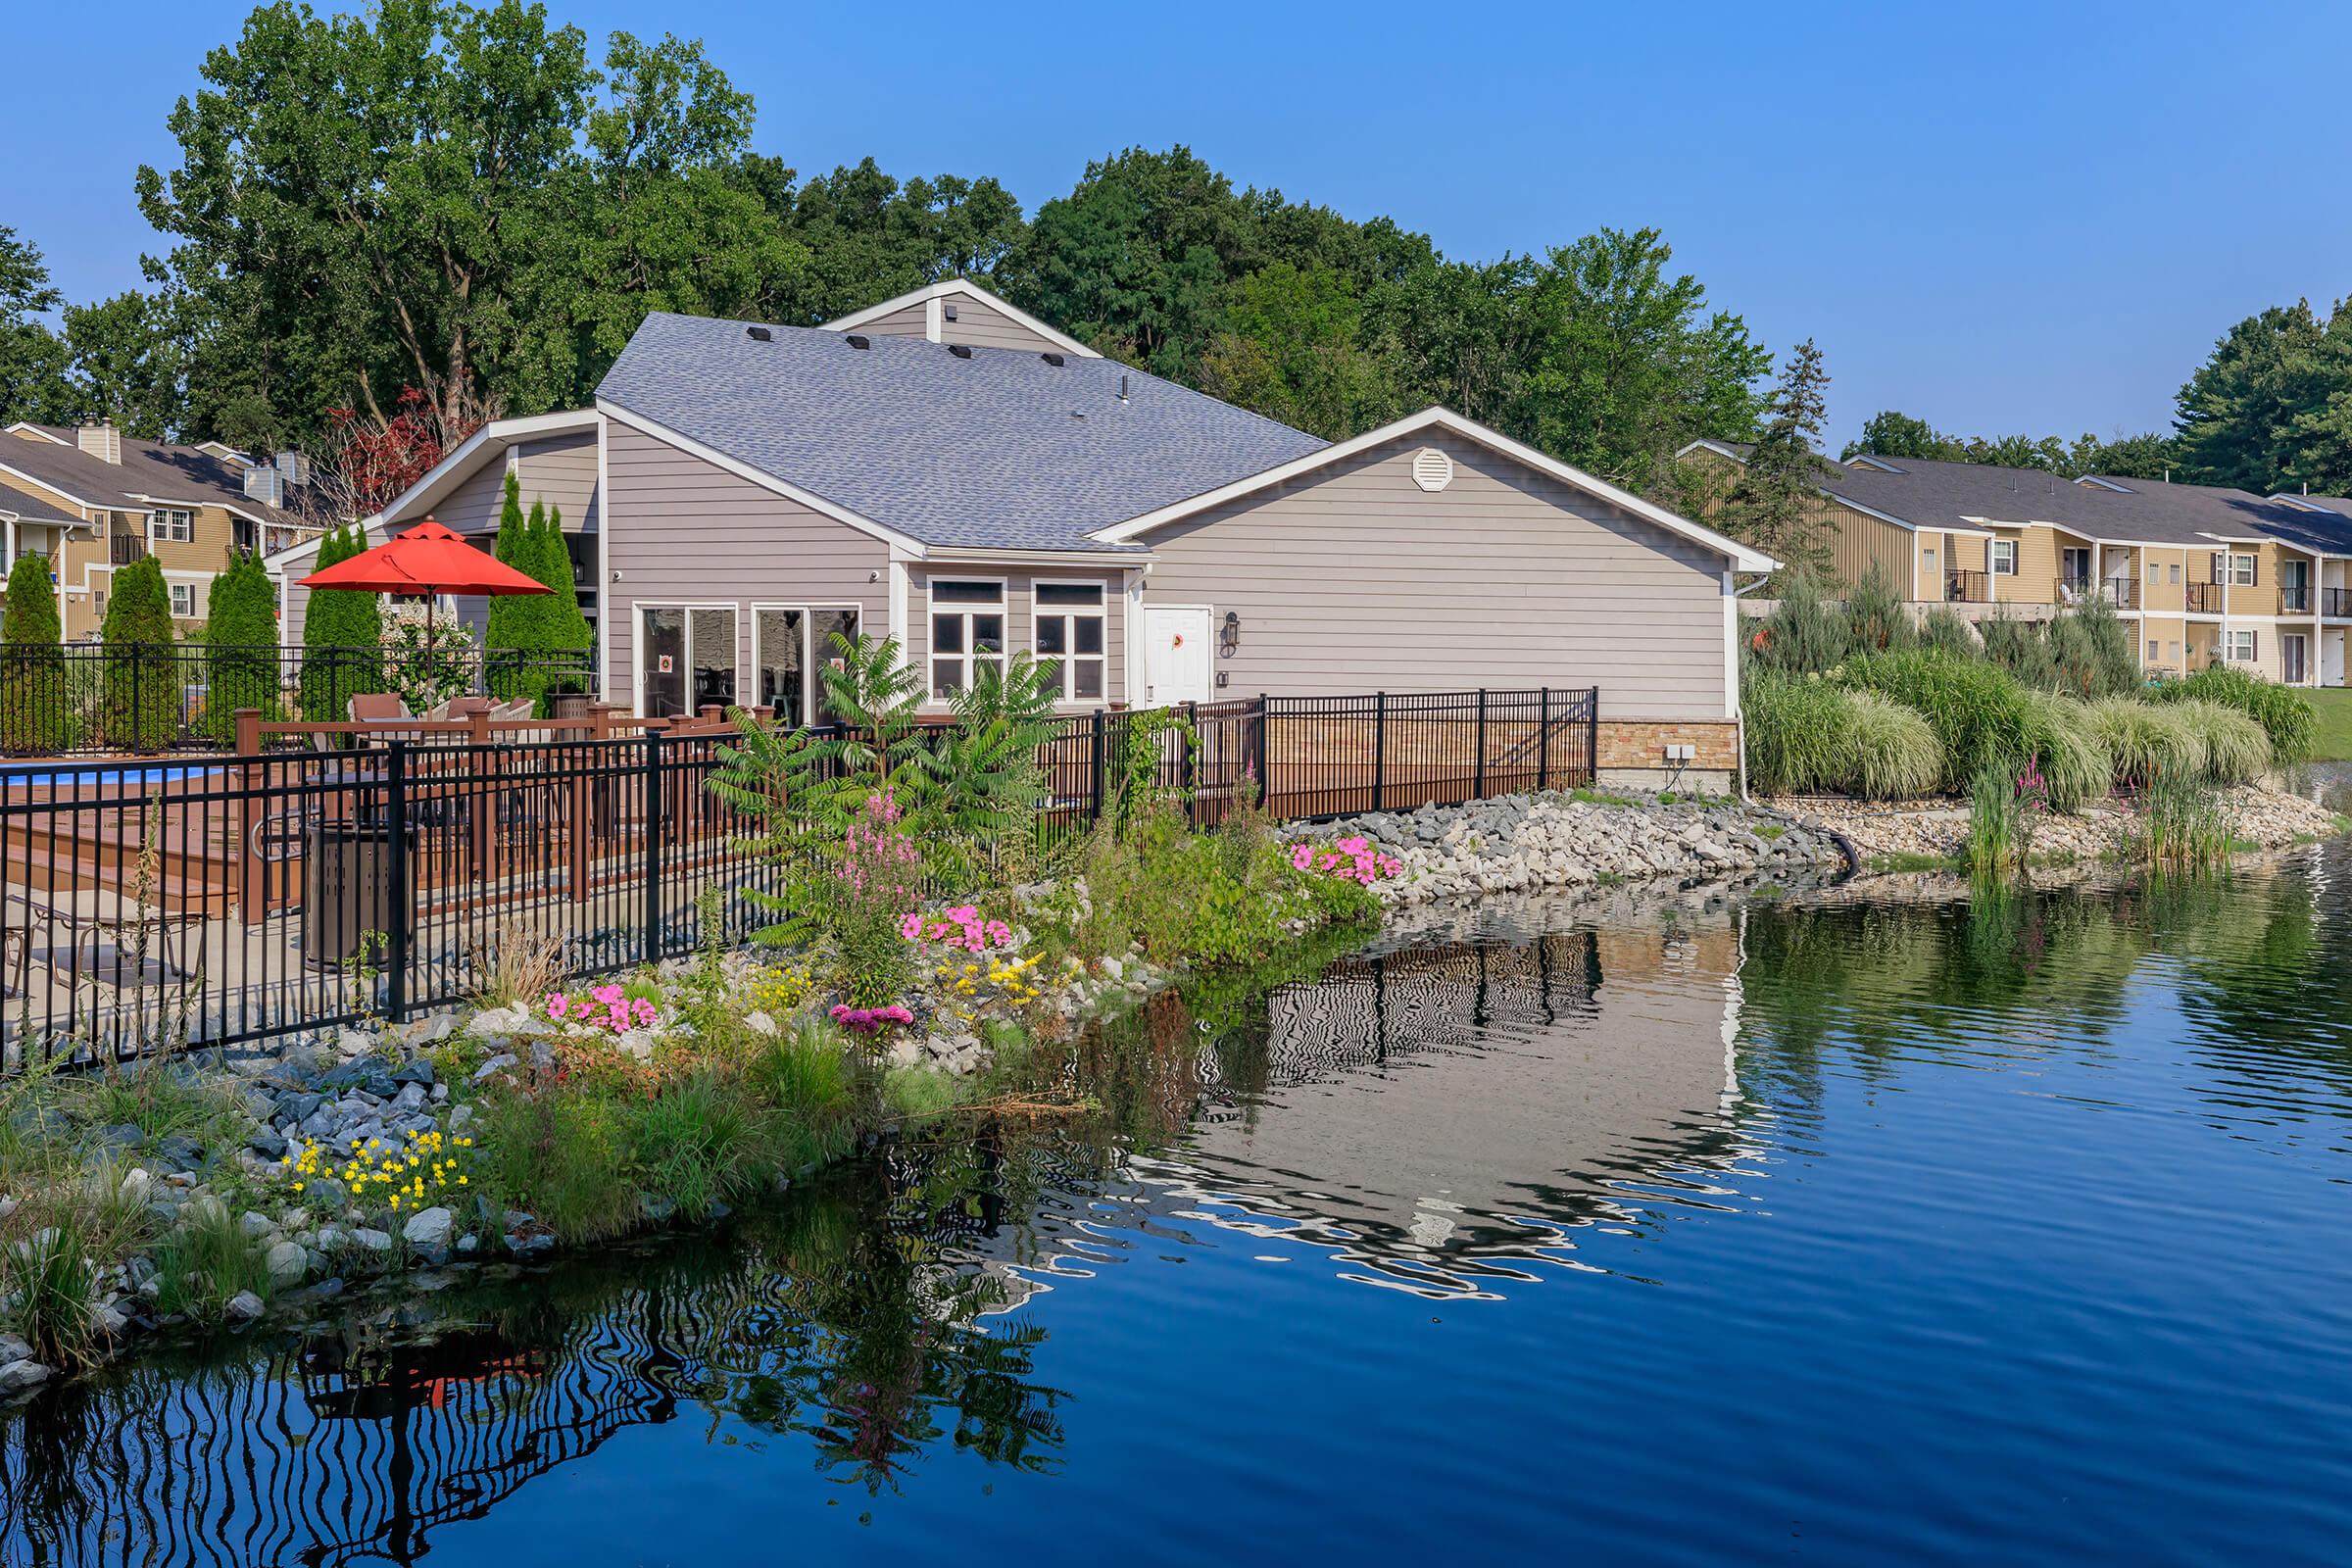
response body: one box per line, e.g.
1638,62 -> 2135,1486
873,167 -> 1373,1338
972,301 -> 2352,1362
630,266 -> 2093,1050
2307,689 -> 2352,761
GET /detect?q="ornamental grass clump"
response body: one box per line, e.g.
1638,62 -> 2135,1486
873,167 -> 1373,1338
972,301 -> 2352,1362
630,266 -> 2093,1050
2168,699 -> 2272,786
1965,762 -> 2023,878
2018,691 -> 2112,812
2087,698 -> 2204,790
150,1199 -> 272,1322
1840,649 -> 2034,789
2150,663 -> 2314,761
1740,668 -> 1856,795
1844,691 -> 1942,800
2134,773 -> 2233,873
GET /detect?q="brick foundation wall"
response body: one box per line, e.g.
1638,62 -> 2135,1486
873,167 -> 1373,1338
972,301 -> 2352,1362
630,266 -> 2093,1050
1595,717 -> 1741,788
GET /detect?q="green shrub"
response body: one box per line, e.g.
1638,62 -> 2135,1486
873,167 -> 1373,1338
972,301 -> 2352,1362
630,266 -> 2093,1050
150,1199 -> 271,1322
2042,593 -> 2141,699
2150,664 -> 2314,762
882,1063 -> 959,1120
1844,691 -> 1941,799
2169,699 -> 2271,786
1839,649 -> 2034,788
1976,612 -> 2047,685
1917,607 -> 1977,659
1751,566 -> 1849,674
299,525 -> 384,721
2088,698 -> 2204,789
1965,763 -> 2020,877
201,552 -> 281,742
2135,773 -> 2232,872
99,558 -> 179,751
627,1069 -> 777,1220
473,1084 -> 637,1244
2019,690 -> 2112,812
1741,667 -> 1856,795
1843,566 -> 1916,655
751,1022 -> 862,1169
0,550 -> 67,754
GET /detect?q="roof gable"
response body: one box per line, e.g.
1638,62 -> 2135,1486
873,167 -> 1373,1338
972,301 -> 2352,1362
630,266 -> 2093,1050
822,279 -> 1102,360
1104,409 -> 1776,570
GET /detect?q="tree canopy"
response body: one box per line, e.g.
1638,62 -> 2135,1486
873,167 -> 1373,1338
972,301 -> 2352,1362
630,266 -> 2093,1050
1841,408 -> 2180,481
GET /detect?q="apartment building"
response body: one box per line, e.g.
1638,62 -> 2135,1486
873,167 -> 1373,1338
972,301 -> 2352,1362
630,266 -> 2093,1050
0,420 -> 324,638
1682,441 -> 2352,687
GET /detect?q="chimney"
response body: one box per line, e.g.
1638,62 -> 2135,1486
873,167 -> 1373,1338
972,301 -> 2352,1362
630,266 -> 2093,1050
242,465 -> 284,508
77,418 -> 121,465
273,450 -> 310,488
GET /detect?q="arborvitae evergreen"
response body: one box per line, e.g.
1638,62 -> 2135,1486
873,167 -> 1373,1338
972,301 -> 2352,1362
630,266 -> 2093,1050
0,550 -> 65,752
99,556 -> 177,750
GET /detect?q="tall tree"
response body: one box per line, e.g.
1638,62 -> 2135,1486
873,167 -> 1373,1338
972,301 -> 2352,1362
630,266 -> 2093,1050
2173,298 -> 2352,493
484,474 -> 529,666
299,525 -> 385,719
63,289 -> 191,440
1195,262 -> 1396,439
203,550 -> 282,736
1514,227 -> 1772,494
0,225 -> 76,427
136,1 -> 788,447
100,558 -> 179,750
1720,339 -> 1835,577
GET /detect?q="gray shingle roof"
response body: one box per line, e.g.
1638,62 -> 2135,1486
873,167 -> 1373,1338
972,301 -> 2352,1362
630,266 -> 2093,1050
0,480 -> 78,525
1824,455 -> 2325,548
1,427 -> 303,525
595,313 -> 1326,551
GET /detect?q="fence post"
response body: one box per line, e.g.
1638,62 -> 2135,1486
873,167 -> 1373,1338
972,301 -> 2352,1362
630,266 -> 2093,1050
1254,696 -> 1270,813
384,739 -> 411,1025
1181,700 -> 1199,823
643,730 -> 664,963
1538,687 -> 1550,791
1474,688 -> 1488,799
235,709 -> 266,926
1089,709 -> 1107,825
1372,691 -> 1388,811
1586,689 -> 1600,788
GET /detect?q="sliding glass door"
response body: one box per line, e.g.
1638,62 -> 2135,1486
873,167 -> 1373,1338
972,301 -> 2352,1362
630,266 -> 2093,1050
638,605 -> 738,717
755,606 -> 861,727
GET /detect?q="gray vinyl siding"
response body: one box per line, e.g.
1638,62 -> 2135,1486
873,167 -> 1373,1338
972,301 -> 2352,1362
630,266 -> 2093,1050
852,301 -> 930,339
907,565 -> 1127,709
400,431 -> 602,639
431,461 -> 506,536
604,418 -> 889,709
1141,432 -> 1731,718
942,296 -> 1067,355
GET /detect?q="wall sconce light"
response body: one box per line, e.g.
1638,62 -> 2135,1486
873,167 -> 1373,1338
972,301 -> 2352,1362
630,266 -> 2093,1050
1219,610 -> 1241,657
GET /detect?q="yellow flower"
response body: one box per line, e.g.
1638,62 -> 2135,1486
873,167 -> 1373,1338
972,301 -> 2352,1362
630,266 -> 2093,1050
292,1183 -> 305,1193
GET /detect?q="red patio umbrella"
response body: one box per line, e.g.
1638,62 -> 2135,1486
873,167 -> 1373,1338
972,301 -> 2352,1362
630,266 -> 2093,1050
298,517 -> 549,642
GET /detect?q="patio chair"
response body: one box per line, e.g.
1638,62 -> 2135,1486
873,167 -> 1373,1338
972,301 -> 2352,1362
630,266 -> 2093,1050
349,693 -> 413,723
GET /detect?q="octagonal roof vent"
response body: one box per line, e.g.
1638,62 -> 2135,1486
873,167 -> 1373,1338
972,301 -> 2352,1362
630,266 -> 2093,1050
1411,447 -> 1453,492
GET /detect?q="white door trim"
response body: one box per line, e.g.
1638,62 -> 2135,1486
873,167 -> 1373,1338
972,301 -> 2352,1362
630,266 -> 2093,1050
1141,602 -> 1214,707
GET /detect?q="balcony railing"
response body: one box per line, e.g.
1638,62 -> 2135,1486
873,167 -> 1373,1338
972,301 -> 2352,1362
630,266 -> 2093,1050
2324,587 -> 2352,617
109,534 -> 148,565
2282,583 -> 2313,612
2102,578 -> 2140,610
2184,581 -> 2223,613
1945,568 -> 1989,604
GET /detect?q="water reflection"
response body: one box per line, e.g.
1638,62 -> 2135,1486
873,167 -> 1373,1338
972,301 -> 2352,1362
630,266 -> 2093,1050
7,855 -> 2352,1564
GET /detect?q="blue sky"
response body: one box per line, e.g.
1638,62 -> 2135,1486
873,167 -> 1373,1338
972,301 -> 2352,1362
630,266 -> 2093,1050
4,0 -> 2346,449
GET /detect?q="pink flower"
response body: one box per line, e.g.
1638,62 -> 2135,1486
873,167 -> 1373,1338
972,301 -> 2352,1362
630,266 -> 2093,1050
899,911 -> 925,940
546,994 -> 567,1021
1290,844 -> 1314,870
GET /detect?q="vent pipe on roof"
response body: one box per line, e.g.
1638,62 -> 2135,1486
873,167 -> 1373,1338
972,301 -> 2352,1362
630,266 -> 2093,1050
846,334 -> 871,350
1119,373 -> 1129,403
746,325 -> 771,342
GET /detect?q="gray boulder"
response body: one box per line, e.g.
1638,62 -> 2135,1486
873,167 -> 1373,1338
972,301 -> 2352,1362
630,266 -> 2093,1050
401,1206 -> 454,1250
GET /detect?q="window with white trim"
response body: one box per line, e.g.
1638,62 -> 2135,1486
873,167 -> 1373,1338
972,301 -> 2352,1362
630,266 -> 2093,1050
148,509 -> 193,544
2146,639 -> 2159,662
1033,582 -> 1106,702
2225,629 -> 2257,662
1990,539 -> 2018,575
169,582 -> 195,618
2170,564 -> 2180,584
2212,552 -> 2256,587
2146,561 -> 2158,584
928,579 -> 1005,698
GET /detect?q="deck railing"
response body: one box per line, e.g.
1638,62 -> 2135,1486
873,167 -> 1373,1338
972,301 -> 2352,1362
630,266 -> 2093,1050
1944,568 -> 1989,604
0,643 -> 594,758
2185,581 -> 2224,613
2325,588 -> 2352,617
0,685 -> 1597,1066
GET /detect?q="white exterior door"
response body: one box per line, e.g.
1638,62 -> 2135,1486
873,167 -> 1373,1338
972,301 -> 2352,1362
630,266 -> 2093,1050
1141,606 -> 1212,706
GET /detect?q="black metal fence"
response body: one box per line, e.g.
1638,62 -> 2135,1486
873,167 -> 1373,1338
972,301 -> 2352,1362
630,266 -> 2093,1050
0,643 -> 595,758
0,686 -> 1594,1066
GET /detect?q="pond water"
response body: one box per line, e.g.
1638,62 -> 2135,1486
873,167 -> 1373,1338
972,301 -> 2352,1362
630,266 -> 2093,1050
8,853 -> 2352,1565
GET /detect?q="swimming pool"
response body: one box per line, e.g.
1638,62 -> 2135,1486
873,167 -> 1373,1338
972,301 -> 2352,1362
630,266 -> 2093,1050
3,764 -> 224,788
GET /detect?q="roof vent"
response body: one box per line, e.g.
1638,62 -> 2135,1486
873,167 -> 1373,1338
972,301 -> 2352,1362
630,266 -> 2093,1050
1411,448 -> 1453,493
746,325 -> 772,342
1040,351 -> 1065,368
948,343 -> 973,359
846,334 -> 871,350
942,302 -> 958,321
